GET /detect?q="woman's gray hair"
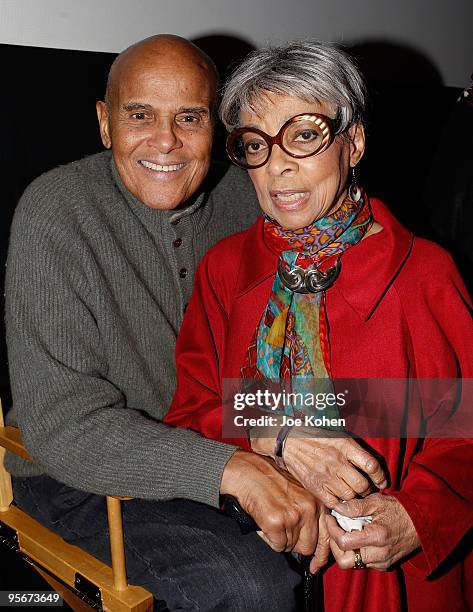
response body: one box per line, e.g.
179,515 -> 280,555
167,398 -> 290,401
220,40 -> 367,133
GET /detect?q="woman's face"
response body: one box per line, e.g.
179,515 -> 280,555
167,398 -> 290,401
241,93 -> 365,229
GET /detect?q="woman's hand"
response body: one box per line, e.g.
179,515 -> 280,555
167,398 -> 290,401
251,427 -> 387,507
326,493 -> 421,571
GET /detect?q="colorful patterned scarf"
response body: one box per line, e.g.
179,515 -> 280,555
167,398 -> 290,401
241,192 -> 372,423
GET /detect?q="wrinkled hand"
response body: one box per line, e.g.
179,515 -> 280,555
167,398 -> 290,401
221,450 -> 320,555
252,427 -> 387,507
309,509 -> 331,574
326,493 -> 420,571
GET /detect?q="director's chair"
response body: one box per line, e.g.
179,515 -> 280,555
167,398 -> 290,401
0,400 -> 154,611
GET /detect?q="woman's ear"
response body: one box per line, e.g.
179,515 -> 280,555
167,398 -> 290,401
348,123 -> 365,167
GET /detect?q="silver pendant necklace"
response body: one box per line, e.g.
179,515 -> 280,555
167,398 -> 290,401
277,257 -> 341,293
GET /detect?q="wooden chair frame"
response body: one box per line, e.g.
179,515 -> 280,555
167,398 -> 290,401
0,401 -> 154,611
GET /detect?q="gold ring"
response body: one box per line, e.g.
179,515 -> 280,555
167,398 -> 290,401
353,549 -> 366,569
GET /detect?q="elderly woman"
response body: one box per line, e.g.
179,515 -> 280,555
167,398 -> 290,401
164,41 -> 473,611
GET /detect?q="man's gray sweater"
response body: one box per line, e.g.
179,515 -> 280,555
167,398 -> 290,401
5,151 -> 259,507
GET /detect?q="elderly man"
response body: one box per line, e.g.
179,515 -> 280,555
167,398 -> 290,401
4,35 -> 384,610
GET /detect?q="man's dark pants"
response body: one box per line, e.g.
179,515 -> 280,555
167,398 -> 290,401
13,475 -> 300,611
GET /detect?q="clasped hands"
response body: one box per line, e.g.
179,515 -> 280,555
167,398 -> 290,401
221,430 -> 420,573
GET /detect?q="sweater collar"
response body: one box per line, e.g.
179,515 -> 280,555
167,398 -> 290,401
236,198 -> 413,321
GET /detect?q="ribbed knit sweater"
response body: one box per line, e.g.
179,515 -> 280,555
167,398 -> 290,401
5,151 -> 259,507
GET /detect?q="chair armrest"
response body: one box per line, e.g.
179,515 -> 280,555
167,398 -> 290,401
0,426 -> 33,462
0,413 -> 133,594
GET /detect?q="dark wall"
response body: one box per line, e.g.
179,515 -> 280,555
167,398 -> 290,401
0,41 -> 467,406
0,43 -> 116,405
348,40 -> 455,236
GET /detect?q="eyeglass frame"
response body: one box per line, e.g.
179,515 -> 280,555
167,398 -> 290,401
225,112 -> 340,170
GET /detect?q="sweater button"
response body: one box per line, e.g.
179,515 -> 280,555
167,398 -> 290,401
170,217 -> 180,226
179,268 -> 188,279
173,238 -> 182,248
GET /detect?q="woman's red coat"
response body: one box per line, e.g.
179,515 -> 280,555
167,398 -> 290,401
165,199 -> 473,611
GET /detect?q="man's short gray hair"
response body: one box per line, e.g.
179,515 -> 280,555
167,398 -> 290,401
220,40 -> 367,134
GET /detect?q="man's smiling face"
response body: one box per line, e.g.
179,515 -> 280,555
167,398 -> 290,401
97,38 -> 215,210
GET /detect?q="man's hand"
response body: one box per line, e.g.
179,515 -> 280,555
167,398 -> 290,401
221,450 -> 319,556
309,509 -> 331,574
326,493 -> 420,571
252,428 -> 387,508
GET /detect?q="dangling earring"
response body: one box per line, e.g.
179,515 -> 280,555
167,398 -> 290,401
349,167 -> 362,202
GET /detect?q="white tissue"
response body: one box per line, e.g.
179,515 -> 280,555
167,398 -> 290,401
331,508 -> 372,532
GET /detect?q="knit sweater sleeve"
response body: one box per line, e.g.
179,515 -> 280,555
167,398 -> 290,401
5,170 -> 237,507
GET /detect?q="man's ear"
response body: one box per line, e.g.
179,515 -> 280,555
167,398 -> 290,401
348,123 -> 365,168
96,101 -> 112,149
